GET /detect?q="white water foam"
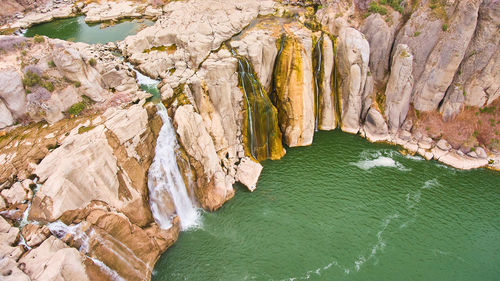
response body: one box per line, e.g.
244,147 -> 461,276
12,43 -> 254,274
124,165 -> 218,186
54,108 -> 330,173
147,103 -> 200,230
90,258 -> 127,281
352,150 -> 410,171
125,62 -> 160,86
422,178 -> 442,189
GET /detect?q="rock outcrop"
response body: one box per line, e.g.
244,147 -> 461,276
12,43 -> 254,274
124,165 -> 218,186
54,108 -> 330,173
173,104 -> 234,211
273,23 -> 315,146
337,27 -> 370,134
412,0 -> 482,111
385,44 -> 413,133
440,0 -> 500,119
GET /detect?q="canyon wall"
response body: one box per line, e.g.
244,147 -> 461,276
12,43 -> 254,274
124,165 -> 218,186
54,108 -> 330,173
0,0 -> 499,280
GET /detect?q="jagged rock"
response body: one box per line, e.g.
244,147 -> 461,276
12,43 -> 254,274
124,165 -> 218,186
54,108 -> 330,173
1,182 -> 32,205
173,105 -> 234,211
19,235 -> 89,281
235,157 -> 263,192
440,0 -> 500,119
411,0 -> 482,111
21,223 -> 51,247
0,100 -> 14,129
0,69 -> 27,119
52,44 -> 108,102
318,35 -> 336,130
363,107 -> 389,142
385,44 -> 413,133
0,196 -> 6,209
337,27 -> 370,134
274,23 -> 315,146
361,12 -> 401,84
0,258 -> 30,281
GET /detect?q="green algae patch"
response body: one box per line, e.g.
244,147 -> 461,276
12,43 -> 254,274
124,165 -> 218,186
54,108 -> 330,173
234,51 -> 284,161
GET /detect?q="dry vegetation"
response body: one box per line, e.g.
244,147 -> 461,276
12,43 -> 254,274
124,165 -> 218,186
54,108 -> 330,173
408,98 -> 500,153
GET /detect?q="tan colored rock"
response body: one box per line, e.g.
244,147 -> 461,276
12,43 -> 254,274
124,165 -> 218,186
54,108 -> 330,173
235,157 -> 263,191
318,35 -> 336,130
83,1 -> 146,23
0,69 -> 27,119
0,258 -> 30,281
1,182 -> 32,205
0,99 -> 14,129
337,27 -> 370,134
174,105 -> 234,211
274,23 -> 315,146
31,125 -> 139,222
21,223 -> 50,247
437,139 -> 452,151
0,216 -> 19,245
363,107 -> 389,142
50,207 -> 179,281
189,49 -> 243,165
231,25 -> 278,92
385,44 -> 413,133
120,0 -> 275,78
52,45 -> 108,102
20,235 -> 89,281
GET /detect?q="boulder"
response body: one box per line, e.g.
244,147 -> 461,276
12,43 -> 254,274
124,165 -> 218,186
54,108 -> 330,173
1,182 -> 32,205
52,45 -> 108,102
0,100 -> 14,129
21,223 -> 51,247
385,44 -> 413,133
0,258 -> 30,281
0,69 -> 27,119
337,27 -> 370,134
235,157 -> 263,192
363,107 -> 389,142
436,139 -> 452,151
273,23 -> 315,146
19,236 -> 89,281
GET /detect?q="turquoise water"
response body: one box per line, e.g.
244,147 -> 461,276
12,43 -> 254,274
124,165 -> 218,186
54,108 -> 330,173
24,16 -> 154,44
153,131 -> 500,281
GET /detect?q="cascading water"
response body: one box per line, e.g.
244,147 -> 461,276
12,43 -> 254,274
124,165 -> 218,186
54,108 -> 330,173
231,49 -> 284,161
147,103 -> 199,230
313,35 -> 324,131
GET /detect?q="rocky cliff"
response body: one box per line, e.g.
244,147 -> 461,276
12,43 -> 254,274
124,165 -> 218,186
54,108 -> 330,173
0,0 -> 499,280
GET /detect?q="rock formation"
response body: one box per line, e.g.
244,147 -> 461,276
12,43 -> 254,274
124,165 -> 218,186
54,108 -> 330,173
0,0 -> 500,280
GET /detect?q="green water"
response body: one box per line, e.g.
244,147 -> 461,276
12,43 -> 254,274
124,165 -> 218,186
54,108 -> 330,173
24,16 -> 154,44
153,131 -> 500,281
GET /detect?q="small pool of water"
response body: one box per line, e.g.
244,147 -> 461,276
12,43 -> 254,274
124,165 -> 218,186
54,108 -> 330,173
24,16 -> 154,44
153,131 -> 500,281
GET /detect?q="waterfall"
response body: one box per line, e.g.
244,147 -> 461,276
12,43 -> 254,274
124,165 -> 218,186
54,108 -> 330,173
147,103 -> 199,230
313,35 -> 324,131
232,48 -> 284,161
